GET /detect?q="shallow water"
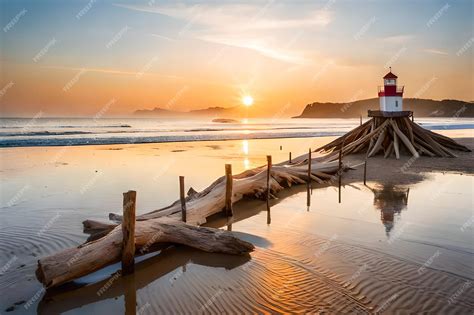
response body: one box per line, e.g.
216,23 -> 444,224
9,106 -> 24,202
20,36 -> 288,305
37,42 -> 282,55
0,137 -> 473,314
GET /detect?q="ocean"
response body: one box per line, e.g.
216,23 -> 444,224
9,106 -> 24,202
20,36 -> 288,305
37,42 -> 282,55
0,117 -> 473,147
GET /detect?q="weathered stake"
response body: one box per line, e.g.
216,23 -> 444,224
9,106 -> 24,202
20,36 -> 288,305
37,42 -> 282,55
307,148 -> 311,208
363,160 -> 367,185
338,149 -> 342,203
225,164 -> 233,217
179,176 -> 186,222
266,156 -> 272,211
124,274 -> 136,315
266,155 -> 272,224
360,115 -> 362,126
289,152 -> 292,164
122,190 -> 136,275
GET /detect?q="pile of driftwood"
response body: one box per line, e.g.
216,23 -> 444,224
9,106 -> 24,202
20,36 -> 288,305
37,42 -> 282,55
36,154 -> 347,288
315,116 -> 470,160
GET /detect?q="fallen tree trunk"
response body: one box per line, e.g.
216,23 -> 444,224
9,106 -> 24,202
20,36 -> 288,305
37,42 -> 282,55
36,218 -> 254,288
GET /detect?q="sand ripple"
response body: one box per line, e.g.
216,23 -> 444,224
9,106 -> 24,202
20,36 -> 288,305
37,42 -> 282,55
102,229 -> 473,314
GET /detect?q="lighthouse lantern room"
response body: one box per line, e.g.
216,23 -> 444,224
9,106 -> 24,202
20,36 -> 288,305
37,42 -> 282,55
378,67 -> 404,112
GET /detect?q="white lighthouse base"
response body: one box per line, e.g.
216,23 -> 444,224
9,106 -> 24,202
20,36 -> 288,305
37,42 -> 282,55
379,96 -> 403,111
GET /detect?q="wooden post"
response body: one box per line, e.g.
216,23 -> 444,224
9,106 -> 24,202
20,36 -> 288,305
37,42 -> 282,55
266,155 -> 272,213
227,216 -> 233,231
360,115 -> 362,126
412,113 -> 414,122
225,164 -> 233,217
179,176 -> 186,222
289,152 -> 292,164
338,150 -> 342,203
266,155 -> 272,225
307,148 -> 311,208
124,273 -> 136,315
280,145 -> 282,150
363,160 -> 367,185
122,190 -> 136,275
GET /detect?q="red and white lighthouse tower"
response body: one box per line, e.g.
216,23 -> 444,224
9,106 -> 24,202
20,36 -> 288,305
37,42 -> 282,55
378,67 -> 404,112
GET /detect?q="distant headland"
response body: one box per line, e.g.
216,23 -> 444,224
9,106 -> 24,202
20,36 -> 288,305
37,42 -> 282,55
294,98 -> 473,118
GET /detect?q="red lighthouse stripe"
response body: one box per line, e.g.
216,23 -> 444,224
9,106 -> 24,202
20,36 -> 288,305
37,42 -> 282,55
378,83 -> 404,97
378,91 -> 403,97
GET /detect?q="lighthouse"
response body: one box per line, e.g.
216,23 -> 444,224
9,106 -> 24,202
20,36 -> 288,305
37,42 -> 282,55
378,67 -> 404,112
316,68 -> 470,159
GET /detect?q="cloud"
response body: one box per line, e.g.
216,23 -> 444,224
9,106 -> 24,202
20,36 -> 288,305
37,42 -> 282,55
115,2 -> 331,64
42,65 -> 179,78
150,33 -> 176,42
115,3 -> 332,30
423,48 -> 448,55
197,34 -> 311,65
381,34 -> 414,44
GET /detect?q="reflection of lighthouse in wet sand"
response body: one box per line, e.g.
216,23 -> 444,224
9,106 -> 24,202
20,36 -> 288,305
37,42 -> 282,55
371,184 -> 409,236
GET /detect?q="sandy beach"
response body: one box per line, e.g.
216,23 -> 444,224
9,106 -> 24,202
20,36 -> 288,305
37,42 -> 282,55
0,129 -> 472,314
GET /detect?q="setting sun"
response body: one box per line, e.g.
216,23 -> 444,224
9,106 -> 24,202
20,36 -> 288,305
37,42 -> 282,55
242,95 -> 254,107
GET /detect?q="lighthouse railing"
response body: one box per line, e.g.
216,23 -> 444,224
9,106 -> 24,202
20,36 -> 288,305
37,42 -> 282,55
378,86 -> 404,94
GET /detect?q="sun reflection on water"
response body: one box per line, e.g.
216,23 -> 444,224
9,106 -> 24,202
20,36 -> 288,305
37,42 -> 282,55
244,158 -> 250,169
242,140 -> 249,155
242,140 -> 250,169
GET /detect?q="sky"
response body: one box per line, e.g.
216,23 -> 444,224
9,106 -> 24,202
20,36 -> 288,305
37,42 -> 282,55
0,0 -> 473,117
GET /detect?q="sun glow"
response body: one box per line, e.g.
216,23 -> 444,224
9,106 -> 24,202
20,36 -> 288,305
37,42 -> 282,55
242,140 -> 249,155
242,95 -> 254,107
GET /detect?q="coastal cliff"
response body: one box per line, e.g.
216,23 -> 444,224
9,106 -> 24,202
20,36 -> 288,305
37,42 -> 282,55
294,98 -> 473,118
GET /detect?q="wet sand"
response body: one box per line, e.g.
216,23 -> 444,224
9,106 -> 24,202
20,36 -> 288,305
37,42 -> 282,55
0,131 -> 473,314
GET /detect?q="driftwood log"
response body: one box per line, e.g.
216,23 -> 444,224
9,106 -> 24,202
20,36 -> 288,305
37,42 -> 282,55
315,117 -> 470,160
107,159 -> 345,224
36,218 -> 254,288
37,152 -> 348,288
